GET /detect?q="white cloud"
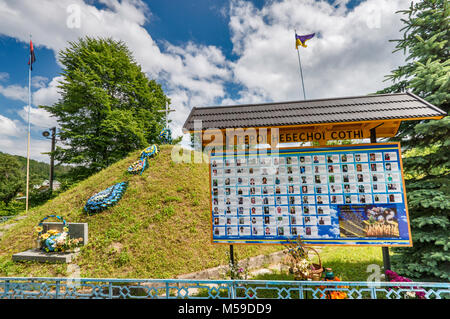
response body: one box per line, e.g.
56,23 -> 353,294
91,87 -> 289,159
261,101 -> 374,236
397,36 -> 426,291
330,224 -> 341,236
0,75 -> 60,132
227,0 -> 409,102
0,0 -> 232,151
31,76 -> 49,89
0,84 -> 28,103
0,114 -> 51,162
0,114 -> 23,136
0,132 -> 53,163
0,0 -> 411,157
0,72 -> 9,82
0,75 -> 59,111
32,76 -> 62,107
18,106 -> 58,129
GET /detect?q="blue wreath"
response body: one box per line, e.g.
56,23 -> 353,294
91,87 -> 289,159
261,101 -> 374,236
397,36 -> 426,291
84,182 -> 129,214
140,144 -> 159,160
127,158 -> 148,175
159,128 -> 172,144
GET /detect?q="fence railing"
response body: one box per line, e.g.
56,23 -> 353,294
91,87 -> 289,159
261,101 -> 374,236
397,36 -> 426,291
0,277 -> 449,299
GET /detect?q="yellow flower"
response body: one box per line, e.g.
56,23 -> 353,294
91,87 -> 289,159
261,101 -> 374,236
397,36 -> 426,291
35,226 -> 43,233
63,227 -> 69,232
47,229 -> 59,235
41,233 -> 50,240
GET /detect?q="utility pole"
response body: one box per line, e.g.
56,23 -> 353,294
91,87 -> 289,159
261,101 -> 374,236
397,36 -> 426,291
49,127 -> 56,192
42,127 -> 57,193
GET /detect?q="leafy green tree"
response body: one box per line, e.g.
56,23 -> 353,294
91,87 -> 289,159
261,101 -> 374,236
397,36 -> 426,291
0,154 -> 24,206
379,0 -> 449,281
42,37 -> 169,179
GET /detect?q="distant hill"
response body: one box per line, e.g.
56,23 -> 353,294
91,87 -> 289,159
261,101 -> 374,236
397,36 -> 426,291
0,152 -> 71,185
0,146 -> 282,278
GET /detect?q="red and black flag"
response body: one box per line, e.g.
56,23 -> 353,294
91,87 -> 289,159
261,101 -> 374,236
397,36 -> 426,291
28,40 -> 36,70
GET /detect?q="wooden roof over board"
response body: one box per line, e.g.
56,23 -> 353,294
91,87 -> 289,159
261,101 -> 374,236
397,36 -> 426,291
183,92 -> 446,138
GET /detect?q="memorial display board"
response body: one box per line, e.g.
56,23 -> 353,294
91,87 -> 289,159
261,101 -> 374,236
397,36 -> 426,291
209,143 -> 412,246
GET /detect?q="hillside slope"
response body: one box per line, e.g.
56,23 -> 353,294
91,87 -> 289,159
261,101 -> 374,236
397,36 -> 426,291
0,146 -> 281,278
0,151 -> 70,184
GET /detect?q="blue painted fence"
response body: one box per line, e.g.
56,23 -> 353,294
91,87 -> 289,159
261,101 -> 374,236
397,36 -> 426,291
0,277 -> 448,299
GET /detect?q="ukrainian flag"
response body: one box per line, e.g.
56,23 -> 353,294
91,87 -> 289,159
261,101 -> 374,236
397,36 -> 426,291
295,33 -> 315,49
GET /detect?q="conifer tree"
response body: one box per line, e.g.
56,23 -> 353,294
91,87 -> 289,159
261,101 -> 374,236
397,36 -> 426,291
378,0 -> 449,281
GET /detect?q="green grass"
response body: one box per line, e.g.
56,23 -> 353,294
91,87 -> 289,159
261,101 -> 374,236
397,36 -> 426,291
0,146 -> 282,278
315,246 -> 384,281
247,246 -> 383,282
0,145 -> 385,281
194,246 -> 384,298
247,246 -> 383,298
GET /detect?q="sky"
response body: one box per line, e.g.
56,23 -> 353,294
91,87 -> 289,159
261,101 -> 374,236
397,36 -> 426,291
0,0 -> 411,163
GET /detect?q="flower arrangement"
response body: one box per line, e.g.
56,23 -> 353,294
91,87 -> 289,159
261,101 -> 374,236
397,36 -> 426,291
285,253 -> 312,280
84,182 -> 128,214
283,236 -> 323,280
319,276 -> 348,299
140,144 -> 159,159
126,144 -> 158,175
159,128 -> 172,144
127,158 -> 148,175
35,215 -> 83,253
385,270 -> 425,299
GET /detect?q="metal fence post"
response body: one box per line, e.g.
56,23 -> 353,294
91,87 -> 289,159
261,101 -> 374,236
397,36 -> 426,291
298,282 -> 304,299
166,282 -> 170,299
5,279 -> 10,298
109,282 -> 113,299
55,280 -> 60,299
231,280 -> 236,299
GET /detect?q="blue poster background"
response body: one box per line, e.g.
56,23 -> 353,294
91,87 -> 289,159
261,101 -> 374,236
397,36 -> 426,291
210,143 -> 412,246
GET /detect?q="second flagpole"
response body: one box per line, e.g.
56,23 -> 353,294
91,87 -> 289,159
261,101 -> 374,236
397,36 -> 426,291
25,35 -> 32,213
294,30 -> 306,100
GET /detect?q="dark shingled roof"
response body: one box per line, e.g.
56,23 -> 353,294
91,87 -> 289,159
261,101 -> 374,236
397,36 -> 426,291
183,92 -> 446,131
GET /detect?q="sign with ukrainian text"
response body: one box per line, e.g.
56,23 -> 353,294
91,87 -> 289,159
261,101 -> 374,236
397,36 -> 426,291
209,143 -> 412,246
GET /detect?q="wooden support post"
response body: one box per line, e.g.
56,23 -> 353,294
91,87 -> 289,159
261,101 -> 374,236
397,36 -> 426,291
382,246 -> 391,271
370,127 -> 391,272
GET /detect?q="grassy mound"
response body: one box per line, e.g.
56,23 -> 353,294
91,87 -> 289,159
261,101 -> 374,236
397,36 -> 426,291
0,146 -> 282,278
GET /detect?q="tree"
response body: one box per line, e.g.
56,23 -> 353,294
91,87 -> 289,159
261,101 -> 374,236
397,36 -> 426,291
0,153 -> 24,206
378,0 -> 449,281
42,37 -> 169,179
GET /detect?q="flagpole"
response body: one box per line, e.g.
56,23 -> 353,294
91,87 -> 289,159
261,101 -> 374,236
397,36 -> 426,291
295,30 -> 306,100
25,35 -> 32,213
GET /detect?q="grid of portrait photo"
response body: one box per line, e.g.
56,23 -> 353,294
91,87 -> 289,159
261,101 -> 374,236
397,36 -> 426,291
210,147 -> 404,242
